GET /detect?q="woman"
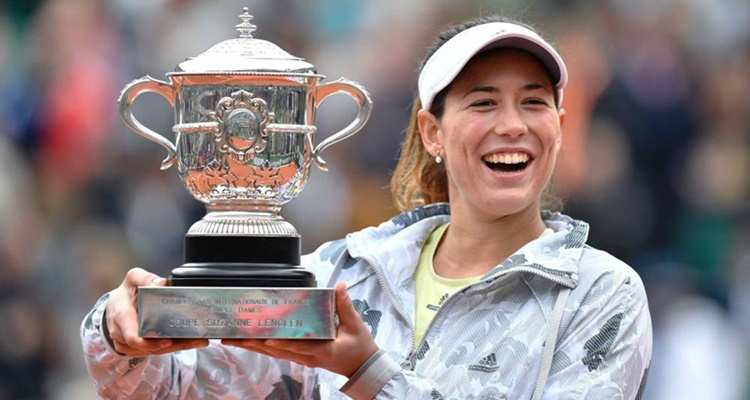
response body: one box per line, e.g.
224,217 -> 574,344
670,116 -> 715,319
81,15 -> 652,399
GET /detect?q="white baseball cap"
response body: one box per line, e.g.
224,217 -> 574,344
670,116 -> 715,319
418,22 -> 568,110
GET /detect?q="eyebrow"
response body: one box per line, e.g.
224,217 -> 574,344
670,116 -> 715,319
462,82 -> 552,99
462,86 -> 497,99
521,83 -> 551,93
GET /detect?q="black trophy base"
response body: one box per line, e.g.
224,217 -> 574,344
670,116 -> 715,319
170,263 -> 317,288
184,235 -> 302,265
170,234 -> 316,288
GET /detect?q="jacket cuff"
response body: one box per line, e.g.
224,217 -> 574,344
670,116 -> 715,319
340,349 -> 401,400
84,292 -> 129,358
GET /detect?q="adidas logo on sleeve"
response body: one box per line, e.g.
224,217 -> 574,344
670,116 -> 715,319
468,353 -> 500,373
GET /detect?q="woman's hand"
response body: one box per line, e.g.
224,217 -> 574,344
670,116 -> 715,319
222,283 -> 380,378
104,267 -> 209,357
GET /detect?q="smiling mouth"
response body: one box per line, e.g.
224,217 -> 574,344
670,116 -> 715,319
482,152 -> 531,173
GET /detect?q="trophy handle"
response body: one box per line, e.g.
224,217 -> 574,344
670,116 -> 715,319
118,76 -> 177,170
312,78 -> 372,171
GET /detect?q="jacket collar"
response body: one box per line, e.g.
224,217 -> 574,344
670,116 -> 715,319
481,211 -> 586,288
346,204 -> 585,301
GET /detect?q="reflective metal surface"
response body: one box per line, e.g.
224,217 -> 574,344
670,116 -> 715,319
139,287 -> 336,339
174,7 -> 317,74
116,7 -> 372,236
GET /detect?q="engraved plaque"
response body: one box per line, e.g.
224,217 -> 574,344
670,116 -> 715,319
139,287 -> 336,339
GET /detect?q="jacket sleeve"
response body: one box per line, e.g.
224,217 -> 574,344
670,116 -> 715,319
541,268 -> 652,400
80,294 -> 316,399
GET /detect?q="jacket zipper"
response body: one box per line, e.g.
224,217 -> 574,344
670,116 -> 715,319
359,254 -> 414,331
358,253 -> 428,370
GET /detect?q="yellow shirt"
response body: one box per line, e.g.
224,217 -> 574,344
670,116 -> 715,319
413,223 -> 481,348
413,224 -> 554,348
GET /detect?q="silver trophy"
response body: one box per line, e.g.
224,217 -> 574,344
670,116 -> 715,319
118,8 -> 372,339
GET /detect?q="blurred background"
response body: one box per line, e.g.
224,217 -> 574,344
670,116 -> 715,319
0,0 -> 749,398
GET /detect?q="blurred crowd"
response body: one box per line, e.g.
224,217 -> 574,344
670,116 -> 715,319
0,0 -> 749,398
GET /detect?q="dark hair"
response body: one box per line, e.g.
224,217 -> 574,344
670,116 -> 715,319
390,15 -> 563,212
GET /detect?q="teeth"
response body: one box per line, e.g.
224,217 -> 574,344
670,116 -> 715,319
483,152 -> 529,164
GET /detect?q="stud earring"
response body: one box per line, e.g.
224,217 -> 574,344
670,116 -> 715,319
435,150 -> 443,164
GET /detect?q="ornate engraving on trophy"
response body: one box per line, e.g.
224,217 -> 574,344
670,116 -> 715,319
211,90 -> 272,162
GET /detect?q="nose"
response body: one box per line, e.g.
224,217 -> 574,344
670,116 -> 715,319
493,105 -> 527,138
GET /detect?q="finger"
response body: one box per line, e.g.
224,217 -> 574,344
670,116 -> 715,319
110,313 -> 173,352
156,339 -> 209,354
111,338 -> 154,357
222,339 -> 263,348
222,339 -> 306,357
121,268 -> 167,309
113,338 -> 206,355
111,344 -> 150,358
262,338 -> 329,356
114,339 -> 208,357
248,343 -> 319,367
222,340 -> 275,357
222,340 -> 320,367
124,267 -> 168,289
107,298 -> 174,352
110,304 -> 150,348
334,283 -> 363,330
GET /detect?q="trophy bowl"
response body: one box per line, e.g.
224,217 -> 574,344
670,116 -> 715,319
118,8 -> 372,339
167,75 -> 370,237
117,7 -> 372,239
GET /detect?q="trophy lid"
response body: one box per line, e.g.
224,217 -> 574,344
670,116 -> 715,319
171,8 -> 318,76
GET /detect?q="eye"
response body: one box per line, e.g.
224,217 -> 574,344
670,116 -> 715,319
523,98 -> 550,107
470,99 -> 497,108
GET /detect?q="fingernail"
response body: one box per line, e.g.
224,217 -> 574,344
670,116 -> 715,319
159,340 -> 172,347
151,276 -> 166,285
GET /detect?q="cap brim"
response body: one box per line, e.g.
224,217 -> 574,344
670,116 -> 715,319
418,22 -> 568,110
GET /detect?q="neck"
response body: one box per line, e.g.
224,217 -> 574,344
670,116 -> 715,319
434,203 -> 546,279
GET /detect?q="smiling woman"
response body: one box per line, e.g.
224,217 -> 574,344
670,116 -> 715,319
81,14 -> 652,400
418,49 -> 563,231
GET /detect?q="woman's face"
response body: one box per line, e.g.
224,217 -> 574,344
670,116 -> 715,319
419,49 -> 565,221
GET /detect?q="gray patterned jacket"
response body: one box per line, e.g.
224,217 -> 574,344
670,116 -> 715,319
81,204 -> 652,399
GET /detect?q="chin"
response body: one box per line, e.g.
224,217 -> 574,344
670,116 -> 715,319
480,194 -> 538,218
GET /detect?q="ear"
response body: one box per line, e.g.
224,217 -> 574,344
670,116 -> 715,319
558,107 -> 566,128
555,108 -> 566,152
417,109 -> 442,157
